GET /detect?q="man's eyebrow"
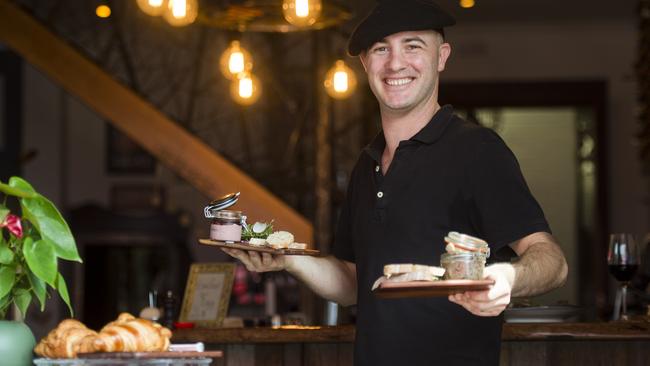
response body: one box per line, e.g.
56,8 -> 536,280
371,36 -> 427,48
403,37 -> 427,45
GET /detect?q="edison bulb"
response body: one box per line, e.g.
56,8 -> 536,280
460,0 -> 475,8
230,72 -> 262,106
136,0 -> 166,16
219,41 -> 254,80
163,0 -> 198,27
96,5 -> 111,18
282,0 -> 322,27
324,60 -> 356,99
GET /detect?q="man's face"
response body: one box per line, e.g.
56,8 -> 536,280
360,30 -> 451,114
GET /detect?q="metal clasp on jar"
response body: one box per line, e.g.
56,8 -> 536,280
444,231 -> 490,258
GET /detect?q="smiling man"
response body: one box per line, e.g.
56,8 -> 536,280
222,1 -> 568,365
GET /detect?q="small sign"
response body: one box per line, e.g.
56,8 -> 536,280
179,263 -> 235,328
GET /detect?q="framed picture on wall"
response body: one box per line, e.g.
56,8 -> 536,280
106,125 -> 156,174
179,263 -> 236,328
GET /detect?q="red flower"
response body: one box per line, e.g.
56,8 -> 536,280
1,214 -> 23,238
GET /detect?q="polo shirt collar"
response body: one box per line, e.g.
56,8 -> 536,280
364,105 -> 455,162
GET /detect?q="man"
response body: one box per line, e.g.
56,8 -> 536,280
222,0 -> 568,365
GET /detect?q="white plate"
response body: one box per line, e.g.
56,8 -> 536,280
504,305 -> 582,323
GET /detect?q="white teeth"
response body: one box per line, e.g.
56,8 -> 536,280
385,78 -> 412,86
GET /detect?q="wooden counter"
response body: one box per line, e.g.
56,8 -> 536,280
173,321 -> 650,366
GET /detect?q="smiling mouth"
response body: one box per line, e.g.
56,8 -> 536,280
384,77 -> 414,86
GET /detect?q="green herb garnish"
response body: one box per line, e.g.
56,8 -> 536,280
242,221 -> 274,241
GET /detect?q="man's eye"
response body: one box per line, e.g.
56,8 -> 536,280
406,44 -> 421,50
373,46 -> 387,53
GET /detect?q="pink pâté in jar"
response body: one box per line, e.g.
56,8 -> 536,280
210,210 -> 243,242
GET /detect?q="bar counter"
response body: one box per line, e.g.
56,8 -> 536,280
173,321 -> 650,365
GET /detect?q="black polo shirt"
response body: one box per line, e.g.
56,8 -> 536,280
332,105 -> 550,366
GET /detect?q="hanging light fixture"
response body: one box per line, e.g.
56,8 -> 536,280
282,0 -> 322,27
137,1 -> 350,32
459,0 -> 475,9
219,41 -> 254,80
323,60 -> 356,99
136,0 -> 167,16
163,0 -> 199,27
231,72 -> 262,106
95,4 -> 111,18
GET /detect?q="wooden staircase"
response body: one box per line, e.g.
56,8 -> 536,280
0,0 -> 313,243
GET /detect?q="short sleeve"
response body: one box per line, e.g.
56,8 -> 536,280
468,130 -> 551,250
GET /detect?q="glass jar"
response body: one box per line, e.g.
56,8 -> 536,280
210,210 -> 243,242
440,252 -> 486,280
444,231 -> 490,257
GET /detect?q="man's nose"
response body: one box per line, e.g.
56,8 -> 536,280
386,50 -> 406,71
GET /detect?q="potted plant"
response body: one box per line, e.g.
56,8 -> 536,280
0,176 -> 81,365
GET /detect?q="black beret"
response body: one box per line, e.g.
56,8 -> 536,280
347,0 -> 456,56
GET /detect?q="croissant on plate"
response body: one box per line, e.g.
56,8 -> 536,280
93,312 -> 172,352
34,319 -> 98,358
34,313 -> 172,358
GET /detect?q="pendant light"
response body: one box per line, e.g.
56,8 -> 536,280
219,41 -> 254,80
323,60 -> 356,99
231,72 -> 262,106
163,0 -> 199,27
282,0 -> 322,27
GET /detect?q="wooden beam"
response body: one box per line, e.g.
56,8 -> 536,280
0,1 -> 313,243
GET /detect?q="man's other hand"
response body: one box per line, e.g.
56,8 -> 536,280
448,263 -> 515,317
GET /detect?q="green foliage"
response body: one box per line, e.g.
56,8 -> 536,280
0,177 -> 81,320
241,221 -> 274,241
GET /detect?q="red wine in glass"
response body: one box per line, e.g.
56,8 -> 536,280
607,233 -> 639,320
608,264 -> 638,282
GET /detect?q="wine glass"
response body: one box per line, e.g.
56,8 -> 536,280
607,233 -> 639,321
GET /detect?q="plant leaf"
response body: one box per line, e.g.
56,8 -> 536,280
13,288 -> 31,319
7,177 -> 35,192
1,178 -> 36,198
0,293 -> 10,319
0,241 -> 14,265
0,205 -> 9,223
20,195 -> 81,262
27,271 -> 47,311
0,265 -> 16,299
56,273 -> 73,316
23,238 -> 57,287
0,292 -> 10,308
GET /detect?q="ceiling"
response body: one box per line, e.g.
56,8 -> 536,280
352,0 -> 638,24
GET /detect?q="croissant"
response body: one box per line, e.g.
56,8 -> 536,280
93,312 -> 172,352
34,319 -> 98,358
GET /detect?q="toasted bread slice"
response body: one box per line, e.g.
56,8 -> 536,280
383,263 -> 445,278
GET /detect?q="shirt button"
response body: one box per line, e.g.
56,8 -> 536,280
377,191 -> 384,198
375,165 -> 380,172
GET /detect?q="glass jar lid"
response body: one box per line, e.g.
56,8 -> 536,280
444,231 -> 490,257
204,192 -> 240,218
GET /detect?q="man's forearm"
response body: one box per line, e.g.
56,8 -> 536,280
511,239 -> 568,297
286,255 -> 357,306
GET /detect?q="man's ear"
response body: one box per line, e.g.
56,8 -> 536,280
437,43 -> 451,72
359,52 -> 368,72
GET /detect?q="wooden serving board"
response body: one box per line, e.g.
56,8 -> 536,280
77,351 -> 223,359
199,239 -> 322,256
374,279 -> 495,298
